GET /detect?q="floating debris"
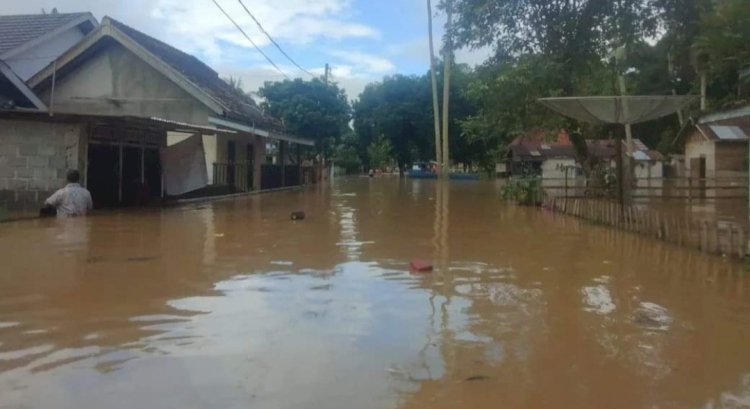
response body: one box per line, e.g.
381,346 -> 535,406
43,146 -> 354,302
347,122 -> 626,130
465,375 -> 491,382
633,302 -> 673,330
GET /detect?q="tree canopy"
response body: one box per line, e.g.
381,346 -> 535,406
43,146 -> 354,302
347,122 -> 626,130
259,78 -> 350,158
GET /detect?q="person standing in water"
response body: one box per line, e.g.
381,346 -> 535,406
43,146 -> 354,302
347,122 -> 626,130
43,170 -> 93,217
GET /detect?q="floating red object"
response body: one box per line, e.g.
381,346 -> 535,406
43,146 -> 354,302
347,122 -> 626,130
410,259 -> 433,273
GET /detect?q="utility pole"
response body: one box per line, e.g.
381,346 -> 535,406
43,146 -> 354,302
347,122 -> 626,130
440,0 -> 453,178
324,63 -> 330,85
427,0 -> 442,169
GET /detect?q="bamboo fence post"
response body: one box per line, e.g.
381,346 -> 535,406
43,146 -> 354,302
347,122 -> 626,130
739,227 -> 746,258
701,221 -> 708,252
657,212 -> 663,239
711,222 -> 721,253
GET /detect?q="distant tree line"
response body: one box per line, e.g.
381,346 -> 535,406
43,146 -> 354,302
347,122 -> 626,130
251,0 -> 749,174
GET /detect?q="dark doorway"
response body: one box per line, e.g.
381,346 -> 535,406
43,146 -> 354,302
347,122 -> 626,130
87,144 -> 162,208
143,148 -> 162,202
122,146 -> 142,206
87,144 -> 120,208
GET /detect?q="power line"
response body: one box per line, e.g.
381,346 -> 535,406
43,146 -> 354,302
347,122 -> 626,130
210,0 -> 289,80
236,0 -> 315,77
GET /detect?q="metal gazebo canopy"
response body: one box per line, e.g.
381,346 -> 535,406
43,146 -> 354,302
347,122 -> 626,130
537,95 -> 696,205
537,95 -> 696,125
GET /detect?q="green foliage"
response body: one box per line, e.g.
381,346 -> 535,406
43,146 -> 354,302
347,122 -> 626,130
353,74 -> 434,171
334,132 -> 363,174
694,0 -> 750,104
366,135 -> 393,169
259,78 -> 350,158
501,175 -> 542,206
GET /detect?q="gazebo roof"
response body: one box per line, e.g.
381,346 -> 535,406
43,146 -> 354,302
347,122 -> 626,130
538,96 -> 696,125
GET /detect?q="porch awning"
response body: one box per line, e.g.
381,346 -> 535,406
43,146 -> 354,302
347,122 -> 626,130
208,116 -> 315,146
0,111 -> 238,137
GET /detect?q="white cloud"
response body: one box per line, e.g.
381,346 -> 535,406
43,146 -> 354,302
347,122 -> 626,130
328,50 -> 395,74
4,0 -> 379,65
218,62 -> 371,101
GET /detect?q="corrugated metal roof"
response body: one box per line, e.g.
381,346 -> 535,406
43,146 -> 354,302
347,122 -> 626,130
710,125 -> 749,140
0,12 -> 91,55
632,151 -> 650,161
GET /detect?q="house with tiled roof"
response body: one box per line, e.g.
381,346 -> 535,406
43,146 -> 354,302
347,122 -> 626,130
506,129 -> 578,178
0,10 -> 97,80
0,15 -> 311,215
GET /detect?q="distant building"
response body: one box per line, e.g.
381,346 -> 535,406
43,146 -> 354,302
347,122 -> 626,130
588,139 -> 665,179
0,11 -> 98,80
506,129 -> 578,179
677,105 -> 750,180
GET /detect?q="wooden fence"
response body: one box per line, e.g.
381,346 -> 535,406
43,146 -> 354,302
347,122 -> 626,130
541,176 -> 748,200
544,196 -> 749,258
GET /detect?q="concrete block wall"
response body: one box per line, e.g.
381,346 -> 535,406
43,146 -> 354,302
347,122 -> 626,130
0,119 -> 82,215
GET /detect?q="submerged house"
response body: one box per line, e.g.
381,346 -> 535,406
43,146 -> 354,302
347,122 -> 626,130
506,130 -> 578,178
588,139 -> 665,179
0,16 -> 312,214
677,105 -> 750,180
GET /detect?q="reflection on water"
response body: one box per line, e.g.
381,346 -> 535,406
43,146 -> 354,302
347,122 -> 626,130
1,178 -> 750,409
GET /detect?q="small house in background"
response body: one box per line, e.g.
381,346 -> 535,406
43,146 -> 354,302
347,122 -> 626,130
506,129 -> 578,178
0,11 -> 98,80
588,138 -> 666,179
677,105 -> 750,180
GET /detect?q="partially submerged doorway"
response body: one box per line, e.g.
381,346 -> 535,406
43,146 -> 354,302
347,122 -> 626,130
86,125 -> 164,208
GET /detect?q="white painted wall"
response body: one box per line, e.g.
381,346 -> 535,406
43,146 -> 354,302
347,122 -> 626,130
542,158 -> 577,179
5,28 -> 85,81
685,138 -> 715,178
633,161 -> 664,178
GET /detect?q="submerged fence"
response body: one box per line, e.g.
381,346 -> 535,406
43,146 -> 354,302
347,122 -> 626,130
544,196 -> 749,259
541,176 -> 748,200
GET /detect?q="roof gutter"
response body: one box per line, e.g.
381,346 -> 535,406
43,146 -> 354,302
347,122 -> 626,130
208,116 -> 314,146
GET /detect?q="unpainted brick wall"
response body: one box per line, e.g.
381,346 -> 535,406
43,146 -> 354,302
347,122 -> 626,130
0,119 -> 82,216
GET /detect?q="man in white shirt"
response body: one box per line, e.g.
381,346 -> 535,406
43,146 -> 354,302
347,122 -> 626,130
44,170 -> 93,217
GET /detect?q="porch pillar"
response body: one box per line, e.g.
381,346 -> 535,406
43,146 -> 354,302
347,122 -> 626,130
279,141 -> 286,187
253,136 -> 264,190
297,144 -> 303,185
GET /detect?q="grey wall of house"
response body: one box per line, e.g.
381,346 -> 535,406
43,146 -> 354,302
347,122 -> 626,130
0,119 -> 84,214
36,42 -> 213,125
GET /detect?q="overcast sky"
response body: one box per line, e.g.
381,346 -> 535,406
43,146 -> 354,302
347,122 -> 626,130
2,0 -> 492,100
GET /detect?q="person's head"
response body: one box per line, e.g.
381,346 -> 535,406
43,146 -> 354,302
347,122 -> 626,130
66,169 -> 81,184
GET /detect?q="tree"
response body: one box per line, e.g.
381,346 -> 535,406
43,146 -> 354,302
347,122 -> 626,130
353,74 -> 434,174
334,131 -> 363,174
694,0 -> 750,104
259,78 -> 350,158
366,135 -> 393,169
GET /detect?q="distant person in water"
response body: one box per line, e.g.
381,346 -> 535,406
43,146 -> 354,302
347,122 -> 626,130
42,170 -> 93,217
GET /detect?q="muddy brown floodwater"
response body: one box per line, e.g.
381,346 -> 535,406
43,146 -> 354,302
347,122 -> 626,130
1,177 -> 750,409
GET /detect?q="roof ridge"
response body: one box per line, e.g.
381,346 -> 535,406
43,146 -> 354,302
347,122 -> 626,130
0,12 -> 91,18
102,16 -> 220,78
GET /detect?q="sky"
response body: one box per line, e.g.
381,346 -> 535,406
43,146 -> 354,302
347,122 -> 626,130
2,0 -> 492,100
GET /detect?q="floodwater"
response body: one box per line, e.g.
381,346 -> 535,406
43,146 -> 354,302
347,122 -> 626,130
1,178 -> 750,409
